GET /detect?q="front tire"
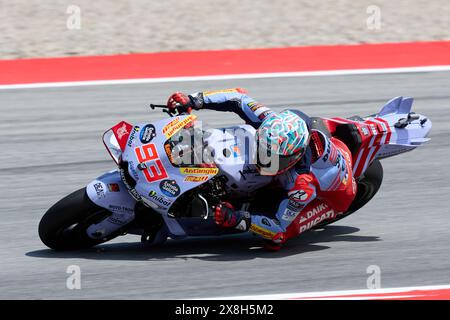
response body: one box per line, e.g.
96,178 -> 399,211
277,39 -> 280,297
39,188 -> 118,250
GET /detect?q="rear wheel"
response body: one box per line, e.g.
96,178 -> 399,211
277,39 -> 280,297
38,188 -> 121,250
313,159 -> 383,229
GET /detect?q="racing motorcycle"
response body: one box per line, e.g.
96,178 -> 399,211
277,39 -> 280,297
38,96 -> 432,250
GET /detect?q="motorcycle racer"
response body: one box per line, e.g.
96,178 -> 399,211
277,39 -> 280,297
167,88 -> 357,250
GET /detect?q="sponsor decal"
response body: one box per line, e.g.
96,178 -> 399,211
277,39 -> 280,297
299,209 -> 336,233
258,111 -> 272,120
238,165 -> 260,180
108,205 -> 133,214
162,115 -> 197,139
299,203 -> 329,222
179,167 -> 219,175
93,182 -> 105,199
106,206 -> 134,225
116,123 -> 129,140
298,203 -> 336,233
289,189 -> 309,202
250,224 -> 276,239
119,167 -> 142,201
127,126 -> 140,147
322,140 -> 331,162
107,216 -> 127,226
128,161 -> 140,180
140,124 -> 156,144
361,126 -> 370,136
282,208 -> 298,222
378,120 -> 388,132
287,201 -> 304,211
370,124 -> 378,135
111,121 -> 133,151
248,102 -> 264,112
184,175 -> 209,182
134,144 -> 168,183
224,143 -> 241,158
148,190 -> 173,208
261,218 -> 271,227
253,107 -> 270,117
331,153 -> 342,168
107,183 -> 120,192
232,144 -> 241,158
159,179 -> 181,197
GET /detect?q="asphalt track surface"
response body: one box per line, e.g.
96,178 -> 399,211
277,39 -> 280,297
1,71 -> 449,299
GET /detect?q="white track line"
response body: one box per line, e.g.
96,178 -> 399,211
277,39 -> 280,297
201,284 -> 450,300
1,65 -> 450,90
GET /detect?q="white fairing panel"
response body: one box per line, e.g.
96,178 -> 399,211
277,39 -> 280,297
120,115 -> 218,215
86,170 -> 137,238
374,96 -> 432,159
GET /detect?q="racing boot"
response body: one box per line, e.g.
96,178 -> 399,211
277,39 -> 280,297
215,203 -> 286,251
262,232 -> 286,251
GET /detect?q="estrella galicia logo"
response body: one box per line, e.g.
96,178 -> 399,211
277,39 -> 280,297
140,124 -> 156,144
159,179 -> 181,197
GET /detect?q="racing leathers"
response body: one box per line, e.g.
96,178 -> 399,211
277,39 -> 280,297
167,88 -> 357,249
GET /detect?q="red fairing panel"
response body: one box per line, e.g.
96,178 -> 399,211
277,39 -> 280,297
111,121 -> 133,152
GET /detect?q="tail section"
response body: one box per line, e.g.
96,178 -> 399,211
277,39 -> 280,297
373,96 -> 432,159
323,96 -> 432,178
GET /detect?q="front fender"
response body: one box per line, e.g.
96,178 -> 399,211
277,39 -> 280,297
86,170 -> 137,229
86,170 -> 188,239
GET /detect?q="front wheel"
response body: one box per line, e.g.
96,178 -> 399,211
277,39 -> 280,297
39,188 -> 120,250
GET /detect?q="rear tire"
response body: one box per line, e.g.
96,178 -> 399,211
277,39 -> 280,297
39,188 -> 119,250
313,159 -> 383,229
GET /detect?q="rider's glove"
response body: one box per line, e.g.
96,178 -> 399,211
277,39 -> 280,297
214,202 -> 251,231
167,92 -> 202,114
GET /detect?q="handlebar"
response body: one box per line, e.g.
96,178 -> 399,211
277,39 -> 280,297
149,103 -> 176,117
150,104 -> 168,109
149,103 -> 189,117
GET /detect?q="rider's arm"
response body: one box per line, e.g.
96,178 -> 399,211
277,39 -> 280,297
190,88 -> 274,128
248,173 -> 318,242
